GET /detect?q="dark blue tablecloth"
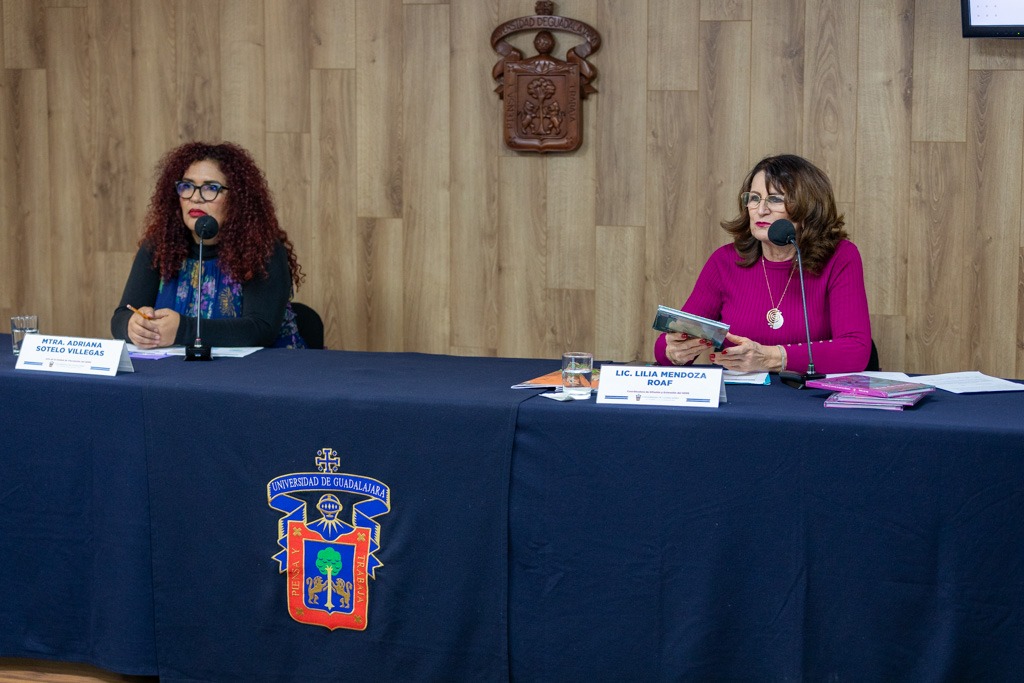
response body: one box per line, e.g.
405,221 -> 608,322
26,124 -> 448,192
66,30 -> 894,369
138,349 -> 552,682
3,338 -> 1024,681
0,344 -> 156,675
508,379 -> 1024,680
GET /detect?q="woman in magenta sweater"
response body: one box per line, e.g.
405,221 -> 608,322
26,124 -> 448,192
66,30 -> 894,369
654,154 -> 871,374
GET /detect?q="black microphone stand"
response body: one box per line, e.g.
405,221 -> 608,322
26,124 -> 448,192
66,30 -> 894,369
768,219 -> 825,389
185,216 -> 219,362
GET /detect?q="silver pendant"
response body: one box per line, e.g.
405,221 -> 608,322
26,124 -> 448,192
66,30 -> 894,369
766,308 -> 784,330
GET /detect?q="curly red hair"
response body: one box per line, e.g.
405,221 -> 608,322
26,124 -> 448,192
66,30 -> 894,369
141,141 -> 303,289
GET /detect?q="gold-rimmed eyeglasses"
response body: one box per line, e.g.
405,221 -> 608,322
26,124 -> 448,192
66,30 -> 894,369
741,192 -> 786,210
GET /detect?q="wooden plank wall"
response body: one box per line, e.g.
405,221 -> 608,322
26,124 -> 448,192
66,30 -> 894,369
2,0 -> 1024,377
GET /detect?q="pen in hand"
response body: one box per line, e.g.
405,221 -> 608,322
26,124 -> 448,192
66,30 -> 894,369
127,304 -> 155,320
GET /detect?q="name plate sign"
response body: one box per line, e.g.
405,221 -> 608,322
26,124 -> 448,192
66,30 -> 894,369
596,364 -> 725,408
15,334 -> 134,377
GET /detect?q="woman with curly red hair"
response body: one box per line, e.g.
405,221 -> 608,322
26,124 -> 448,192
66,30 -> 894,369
111,141 -> 306,348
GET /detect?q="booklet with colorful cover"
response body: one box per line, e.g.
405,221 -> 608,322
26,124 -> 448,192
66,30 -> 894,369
806,374 -> 935,398
651,305 -> 729,351
823,390 -> 931,410
512,367 -> 601,390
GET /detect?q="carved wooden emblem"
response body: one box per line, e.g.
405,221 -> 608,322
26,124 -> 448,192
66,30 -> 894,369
491,1 -> 601,153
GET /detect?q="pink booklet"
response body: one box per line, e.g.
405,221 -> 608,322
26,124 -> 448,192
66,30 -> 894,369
806,374 -> 935,398
824,391 -> 931,410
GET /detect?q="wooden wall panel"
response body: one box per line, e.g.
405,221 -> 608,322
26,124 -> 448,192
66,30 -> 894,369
854,0 -> 913,318
700,0 -> 749,22
549,287 -> 594,355
697,20 -> 749,261
870,313 -> 906,373
2,0 -> 45,69
175,2 -> 220,142
0,68 -> 50,317
749,0 -> 804,160
265,133 -> 312,315
401,4 -> 449,354
1018,249 -> 1024,379
907,142 -> 967,373
265,0 -> 310,133
362,217 -> 405,352
0,71 -> 12,308
46,7 -> 92,336
547,0 -> 597,292
221,0 -> 267,162
17,71 -> 53,324
497,156 -> 548,358
3,0 -> 1024,381
450,0 -> 499,355
90,0 -> 134,254
911,0 -> 969,142
545,140 -> 597,292
965,70 -> 1024,376
356,0 -> 402,218
595,0 -> 645,228
311,0 -> 355,70
648,0 -> 698,92
802,0 -> 859,202
130,0 -> 177,199
311,69 -> 360,350
969,37 -> 1024,71
645,90 -> 699,319
595,224 -> 644,362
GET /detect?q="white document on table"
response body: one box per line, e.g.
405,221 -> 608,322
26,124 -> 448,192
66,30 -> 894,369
127,344 -> 262,359
911,371 -> 1024,394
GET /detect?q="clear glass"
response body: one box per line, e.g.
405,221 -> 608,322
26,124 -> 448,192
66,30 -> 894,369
11,314 -> 39,355
561,352 -> 594,399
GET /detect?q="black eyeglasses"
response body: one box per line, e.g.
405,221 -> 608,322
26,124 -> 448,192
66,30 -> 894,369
175,180 -> 229,201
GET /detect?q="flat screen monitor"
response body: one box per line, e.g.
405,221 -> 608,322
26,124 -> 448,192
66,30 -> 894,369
962,0 -> 1024,37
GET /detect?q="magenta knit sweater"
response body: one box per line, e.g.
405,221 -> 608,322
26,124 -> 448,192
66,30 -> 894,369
653,240 -> 872,373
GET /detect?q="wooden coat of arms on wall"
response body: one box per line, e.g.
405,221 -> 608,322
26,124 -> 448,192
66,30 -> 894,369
491,1 -> 601,153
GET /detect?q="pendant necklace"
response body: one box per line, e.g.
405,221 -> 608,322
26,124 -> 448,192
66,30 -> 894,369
762,256 -> 795,330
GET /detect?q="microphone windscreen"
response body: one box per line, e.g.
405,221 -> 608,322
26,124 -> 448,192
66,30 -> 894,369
768,219 -> 796,246
195,215 -> 219,240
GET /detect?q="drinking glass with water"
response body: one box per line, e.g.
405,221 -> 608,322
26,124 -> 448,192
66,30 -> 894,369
561,352 -> 594,399
11,315 -> 39,355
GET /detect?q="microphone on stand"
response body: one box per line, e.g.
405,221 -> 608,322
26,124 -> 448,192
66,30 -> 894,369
184,215 -> 219,362
768,218 -> 825,389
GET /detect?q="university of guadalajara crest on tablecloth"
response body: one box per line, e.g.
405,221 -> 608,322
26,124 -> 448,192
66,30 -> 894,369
267,448 -> 391,631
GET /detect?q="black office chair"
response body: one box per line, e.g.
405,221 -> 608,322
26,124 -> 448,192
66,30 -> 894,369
290,302 -> 325,349
866,339 -> 880,371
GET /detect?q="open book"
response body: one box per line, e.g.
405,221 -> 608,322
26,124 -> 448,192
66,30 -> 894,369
652,305 -> 729,351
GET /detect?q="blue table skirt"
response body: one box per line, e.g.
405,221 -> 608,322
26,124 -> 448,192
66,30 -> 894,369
0,355 -> 156,675
141,350 -> 552,682
508,382 -> 1024,680
3,339 -> 1024,681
